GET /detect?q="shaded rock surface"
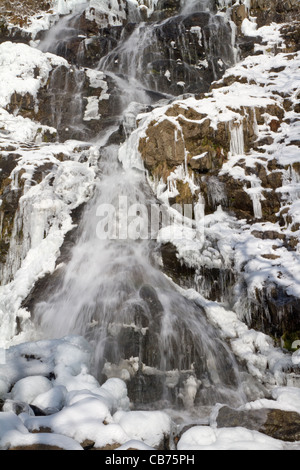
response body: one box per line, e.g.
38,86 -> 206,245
217,405 -> 300,442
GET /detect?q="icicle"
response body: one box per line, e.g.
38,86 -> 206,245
230,121 -> 244,156
249,180 -> 263,219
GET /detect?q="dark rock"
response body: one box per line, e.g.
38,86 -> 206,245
30,405 -> 47,417
153,0 -> 182,20
81,439 -> 96,450
0,152 -> 23,269
250,286 -> 300,338
31,427 -> 53,434
127,372 -> 165,406
139,285 -> 164,319
80,12 -> 235,95
9,444 -> 65,451
217,406 -> 300,442
251,230 -> 285,241
160,242 -> 196,287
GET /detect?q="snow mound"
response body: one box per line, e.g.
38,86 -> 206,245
11,376 -> 53,404
178,425 -> 284,450
0,41 -> 67,109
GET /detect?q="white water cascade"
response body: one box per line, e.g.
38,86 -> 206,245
31,1 -> 255,410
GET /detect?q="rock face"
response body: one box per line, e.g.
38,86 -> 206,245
216,405 -> 300,442
133,5 -> 300,342
48,10 -> 236,95
250,0 -> 300,27
9,444 -> 64,450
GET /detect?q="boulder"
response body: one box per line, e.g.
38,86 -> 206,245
216,405 -> 300,442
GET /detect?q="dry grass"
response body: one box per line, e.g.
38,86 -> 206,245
0,0 -> 54,26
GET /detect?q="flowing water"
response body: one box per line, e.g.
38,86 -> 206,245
34,1 -> 252,411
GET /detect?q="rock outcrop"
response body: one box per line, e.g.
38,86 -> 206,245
217,405 -> 300,442
132,7 -> 300,342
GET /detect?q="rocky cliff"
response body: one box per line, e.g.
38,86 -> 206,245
126,1 -> 300,347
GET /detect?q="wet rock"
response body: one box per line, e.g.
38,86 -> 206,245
218,175 -> 254,219
0,152 -> 23,268
139,285 -> 164,319
153,0 -> 182,20
29,405 -> 47,417
127,373 -> 166,406
80,11 -> 235,95
35,64 -> 120,142
1,400 -> 35,416
216,406 -> 300,442
250,287 -> 300,338
251,230 -> 285,240
160,242 -> 196,287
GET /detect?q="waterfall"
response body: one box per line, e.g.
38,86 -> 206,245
180,0 -> 212,14
38,2 -> 89,55
93,6 -> 236,95
30,2 -> 249,410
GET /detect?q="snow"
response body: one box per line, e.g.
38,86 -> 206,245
84,69 -> 110,121
0,412 -> 83,450
84,96 -> 101,121
116,440 -> 155,450
31,385 -> 67,413
113,410 -> 172,448
177,425 -> 284,450
86,0 -> 127,26
0,108 -> 56,144
0,334 -> 299,450
0,336 -> 171,450
11,376 -> 53,404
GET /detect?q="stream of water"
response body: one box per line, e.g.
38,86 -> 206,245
34,0 -> 252,412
